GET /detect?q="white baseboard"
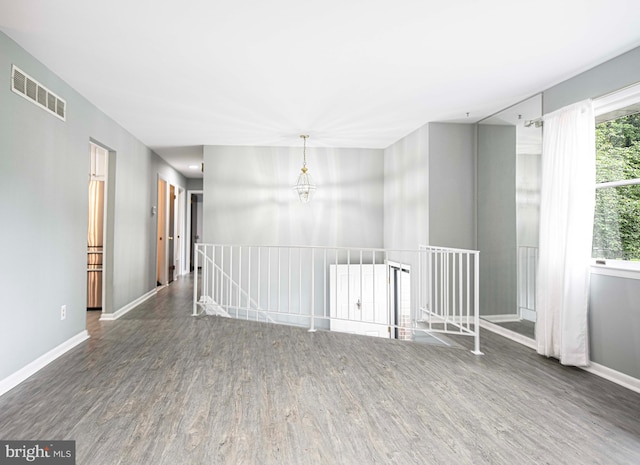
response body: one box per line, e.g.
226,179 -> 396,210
520,308 -> 536,322
0,330 -> 89,397
100,289 -> 156,321
479,319 -> 537,349
583,362 -> 640,394
481,314 -> 522,323
480,320 -> 640,393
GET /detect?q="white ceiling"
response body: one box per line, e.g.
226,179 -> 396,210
2,0 -> 640,178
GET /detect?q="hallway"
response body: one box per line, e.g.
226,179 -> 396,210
0,274 -> 639,464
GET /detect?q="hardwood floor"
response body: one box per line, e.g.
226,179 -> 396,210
1,274 -> 639,464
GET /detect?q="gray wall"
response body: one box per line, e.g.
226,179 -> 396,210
543,45 -> 640,379
187,178 -> 203,191
544,47 -> 640,115
428,122 -> 476,249
383,122 -> 475,251
203,145 -> 384,248
477,125 -> 517,317
0,32 -> 185,382
589,274 -> 640,379
383,124 -> 429,250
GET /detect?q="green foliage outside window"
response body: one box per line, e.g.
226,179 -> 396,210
592,113 -> 640,260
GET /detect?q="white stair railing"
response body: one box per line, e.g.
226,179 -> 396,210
193,245 -> 274,322
418,245 -> 481,355
194,243 -> 481,354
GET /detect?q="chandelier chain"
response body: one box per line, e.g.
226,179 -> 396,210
301,134 -> 308,168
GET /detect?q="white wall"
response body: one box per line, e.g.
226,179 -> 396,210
203,145 -> 384,248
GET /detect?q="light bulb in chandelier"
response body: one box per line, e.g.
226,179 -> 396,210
293,135 -> 316,203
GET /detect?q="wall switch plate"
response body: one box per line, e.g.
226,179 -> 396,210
61,305 -> 66,320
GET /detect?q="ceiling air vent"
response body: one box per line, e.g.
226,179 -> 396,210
11,65 -> 66,121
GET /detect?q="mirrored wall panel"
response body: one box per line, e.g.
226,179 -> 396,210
477,94 -> 542,340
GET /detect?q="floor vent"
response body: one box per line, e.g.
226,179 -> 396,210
11,65 -> 66,121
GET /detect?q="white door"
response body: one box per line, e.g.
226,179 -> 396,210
329,264 -> 389,338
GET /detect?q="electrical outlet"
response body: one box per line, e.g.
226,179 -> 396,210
61,305 -> 66,320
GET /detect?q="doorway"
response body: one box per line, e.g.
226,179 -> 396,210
390,265 -> 411,340
157,178 -> 181,286
87,142 -> 107,311
329,263 -> 390,338
157,179 -> 167,286
187,190 -> 203,272
168,184 -> 175,283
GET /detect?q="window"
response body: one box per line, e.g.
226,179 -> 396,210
592,87 -> 640,266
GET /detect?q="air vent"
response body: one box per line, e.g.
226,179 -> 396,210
11,65 -> 66,121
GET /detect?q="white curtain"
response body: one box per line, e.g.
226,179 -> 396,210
536,99 -> 595,366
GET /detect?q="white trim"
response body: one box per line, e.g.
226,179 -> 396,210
99,289 -> 156,321
0,330 -> 89,397
594,81 -> 640,116
591,84 -> 640,280
520,307 -> 536,322
591,263 -> 640,280
480,320 -> 640,393
595,178 -> 640,189
582,362 -> 640,394
479,319 -> 537,349
386,260 -> 411,272
481,314 -> 522,323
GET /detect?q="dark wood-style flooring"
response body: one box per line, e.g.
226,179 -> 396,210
1,274 -> 639,464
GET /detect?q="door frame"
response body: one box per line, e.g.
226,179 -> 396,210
157,176 -> 168,286
168,184 -> 176,283
157,176 -> 184,285
89,139 -> 115,319
186,189 -> 203,273
388,261 -> 411,340
174,186 -> 185,276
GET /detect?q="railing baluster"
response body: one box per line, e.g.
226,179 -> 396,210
333,249 -> 340,322
347,249 -> 351,322
192,244 -> 199,315
372,251 -> 376,328
268,247 -> 271,317
310,249 -> 315,332
453,253 -> 464,332
247,247 -> 251,320
385,251 -> 390,336
238,247 -> 242,318
288,247 -> 291,315
257,247 -> 261,321
323,249 -> 327,319
359,250 -> 363,323
473,251 -> 481,354
466,252 -> 470,331
298,248 -> 302,316
428,249 -> 433,329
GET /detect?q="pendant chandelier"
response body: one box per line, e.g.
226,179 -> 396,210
293,134 -> 316,203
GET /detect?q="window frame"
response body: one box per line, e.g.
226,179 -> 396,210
592,83 -> 640,277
